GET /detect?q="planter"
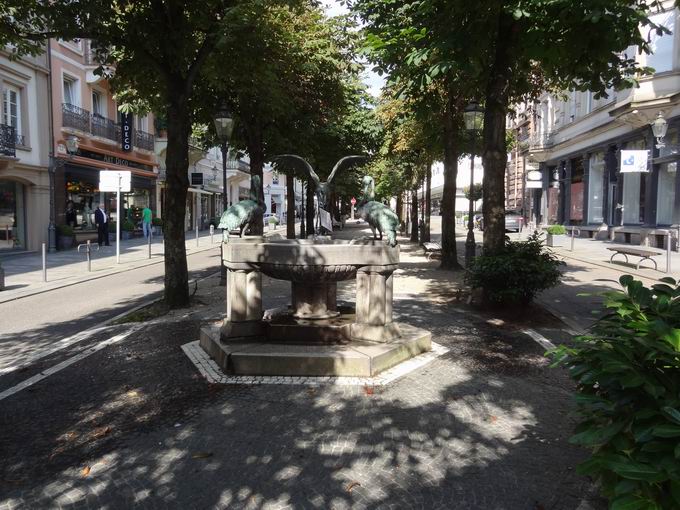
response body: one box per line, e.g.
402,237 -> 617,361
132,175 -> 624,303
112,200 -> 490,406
58,235 -> 75,251
0,266 -> 5,291
121,231 -> 133,240
546,233 -> 565,247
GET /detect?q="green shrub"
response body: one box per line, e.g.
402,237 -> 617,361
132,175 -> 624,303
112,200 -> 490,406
152,217 -> 163,226
466,232 -> 563,304
122,219 -> 135,232
268,216 -> 279,224
108,222 -> 117,232
546,224 -> 567,235
550,275 -> 680,509
57,224 -> 74,237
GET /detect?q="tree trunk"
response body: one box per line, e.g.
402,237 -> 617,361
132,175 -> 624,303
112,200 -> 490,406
286,173 -> 295,239
410,186 -> 418,243
396,193 -> 403,228
300,182 -> 306,238
482,11 -> 515,255
441,101 -> 462,270
305,180 -> 315,236
423,162 -> 432,243
163,100 -> 191,307
243,115 -> 265,235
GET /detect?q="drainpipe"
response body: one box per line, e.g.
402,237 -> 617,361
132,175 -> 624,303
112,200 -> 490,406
46,39 -> 58,252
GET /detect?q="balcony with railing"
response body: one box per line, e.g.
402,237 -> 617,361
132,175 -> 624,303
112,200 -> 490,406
62,103 -> 91,133
0,124 -> 16,157
62,103 -> 155,152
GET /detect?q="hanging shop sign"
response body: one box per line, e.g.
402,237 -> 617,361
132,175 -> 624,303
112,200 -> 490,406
526,169 -> 543,189
75,148 -> 154,173
191,172 -> 204,186
121,112 -> 133,152
620,150 -> 650,173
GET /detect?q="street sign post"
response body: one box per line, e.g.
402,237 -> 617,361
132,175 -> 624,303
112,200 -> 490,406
350,197 -> 356,220
99,170 -> 131,264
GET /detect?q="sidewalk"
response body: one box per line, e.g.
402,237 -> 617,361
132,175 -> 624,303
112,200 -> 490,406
0,226 -> 290,303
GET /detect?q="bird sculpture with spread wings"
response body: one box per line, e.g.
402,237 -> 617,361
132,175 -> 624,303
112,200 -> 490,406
273,154 -> 365,234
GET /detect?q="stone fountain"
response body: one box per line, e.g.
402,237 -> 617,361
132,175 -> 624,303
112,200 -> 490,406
200,236 -> 432,377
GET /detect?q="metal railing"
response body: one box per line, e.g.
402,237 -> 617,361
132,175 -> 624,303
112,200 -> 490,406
528,132 -> 554,150
62,103 -> 91,132
62,103 -> 155,151
135,130 -> 154,151
0,124 -> 16,157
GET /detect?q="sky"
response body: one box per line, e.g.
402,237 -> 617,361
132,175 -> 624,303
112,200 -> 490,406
322,0 -> 386,98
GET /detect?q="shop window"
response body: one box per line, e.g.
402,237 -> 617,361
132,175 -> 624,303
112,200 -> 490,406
622,139 -> 648,224
646,11 -> 675,73
66,180 -> 99,229
0,180 -> 25,250
657,162 -> 677,225
570,159 -> 585,222
588,152 -> 605,223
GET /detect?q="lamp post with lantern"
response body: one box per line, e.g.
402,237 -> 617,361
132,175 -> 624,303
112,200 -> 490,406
651,111 -> 668,149
463,101 -> 484,268
213,104 -> 235,286
48,135 -> 79,252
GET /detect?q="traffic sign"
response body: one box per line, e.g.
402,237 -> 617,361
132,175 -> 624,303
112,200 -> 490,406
99,170 -> 131,192
350,197 -> 356,205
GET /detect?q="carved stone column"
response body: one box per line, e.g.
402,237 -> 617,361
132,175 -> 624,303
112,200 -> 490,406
221,266 -> 264,340
351,265 -> 400,342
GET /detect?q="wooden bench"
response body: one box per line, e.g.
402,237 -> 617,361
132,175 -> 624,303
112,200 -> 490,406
422,242 -> 442,260
606,246 -> 662,270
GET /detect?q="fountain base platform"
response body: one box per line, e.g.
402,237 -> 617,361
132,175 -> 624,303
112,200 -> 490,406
200,320 -> 431,377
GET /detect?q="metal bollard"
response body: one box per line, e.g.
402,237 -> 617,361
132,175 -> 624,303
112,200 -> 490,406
148,231 -> 152,259
210,224 -> 214,244
42,242 -> 47,282
667,231 -> 672,274
196,225 -> 199,247
570,227 -> 581,252
77,240 -> 99,272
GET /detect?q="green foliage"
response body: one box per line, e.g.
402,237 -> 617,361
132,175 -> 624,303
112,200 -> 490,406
57,224 -> 74,237
550,276 -> 680,509
463,184 -> 483,202
122,219 -> 135,232
152,218 -> 163,227
466,232 -> 563,305
546,225 -> 567,235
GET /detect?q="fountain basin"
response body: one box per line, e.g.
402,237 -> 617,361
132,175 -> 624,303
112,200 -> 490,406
224,238 -> 399,319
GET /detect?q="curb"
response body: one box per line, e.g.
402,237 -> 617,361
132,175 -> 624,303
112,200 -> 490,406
0,243 -> 220,304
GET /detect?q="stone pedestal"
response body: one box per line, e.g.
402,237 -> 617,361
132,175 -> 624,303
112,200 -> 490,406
291,282 -> 338,319
351,265 -> 401,342
221,267 -> 264,340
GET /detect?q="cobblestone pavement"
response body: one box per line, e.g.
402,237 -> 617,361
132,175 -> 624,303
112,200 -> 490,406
0,228 -> 604,509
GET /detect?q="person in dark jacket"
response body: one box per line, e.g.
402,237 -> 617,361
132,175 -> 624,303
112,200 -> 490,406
94,203 -> 110,247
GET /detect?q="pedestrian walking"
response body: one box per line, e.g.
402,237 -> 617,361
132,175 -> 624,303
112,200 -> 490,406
142,205 -> 153,238
94,203 -> 110,247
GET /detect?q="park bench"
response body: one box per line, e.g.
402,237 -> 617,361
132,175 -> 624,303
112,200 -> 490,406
422,242 -> 442,260
607,246 -> 663,270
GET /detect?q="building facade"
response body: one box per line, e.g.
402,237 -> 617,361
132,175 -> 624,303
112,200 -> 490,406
515,3 -> 680,247
0,46 -> 51,252
50,39 -> 158,242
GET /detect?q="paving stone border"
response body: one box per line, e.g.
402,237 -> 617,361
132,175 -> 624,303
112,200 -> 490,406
182,340 -> 449,386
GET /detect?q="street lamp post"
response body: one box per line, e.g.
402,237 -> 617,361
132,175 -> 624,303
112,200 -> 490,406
48,135 -> 79,252
464,101 -> 484,268
213,104 -> 235,286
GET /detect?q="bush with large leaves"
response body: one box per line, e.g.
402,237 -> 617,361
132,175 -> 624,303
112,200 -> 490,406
550,276 -> 680,509
466,232 -> 563,305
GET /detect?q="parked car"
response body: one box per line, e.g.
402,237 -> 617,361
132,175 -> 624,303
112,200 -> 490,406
504,211 -> 523,232
478,211 -> 523,232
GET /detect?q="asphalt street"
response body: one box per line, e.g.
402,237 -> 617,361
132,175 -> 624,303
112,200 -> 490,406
0,246 -> 222,374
